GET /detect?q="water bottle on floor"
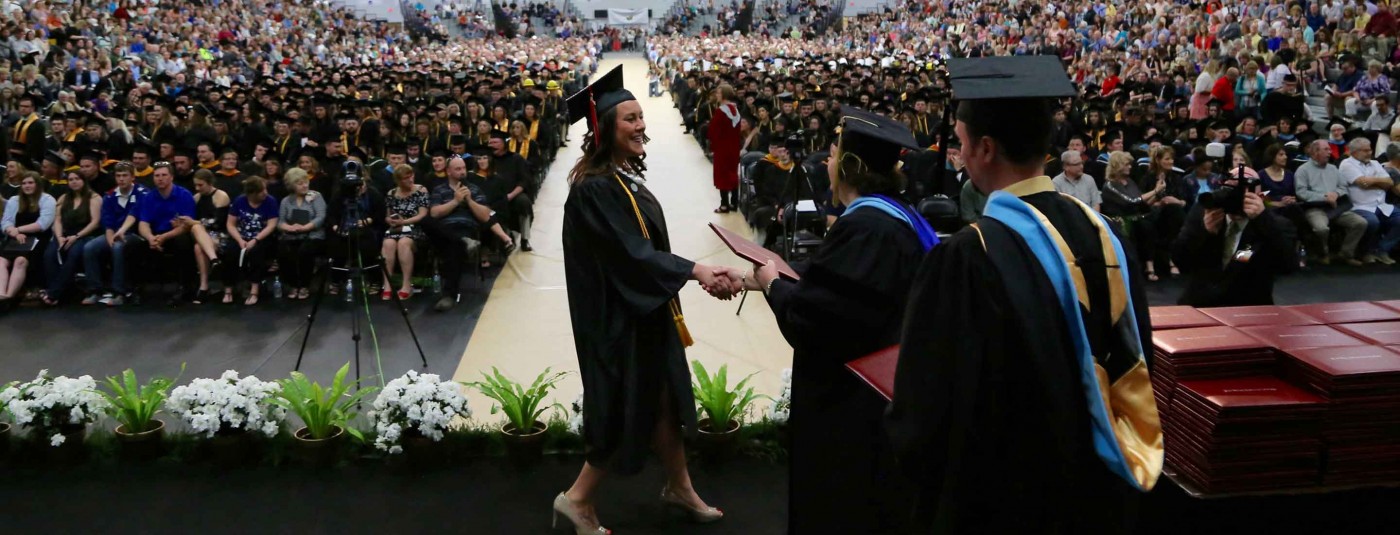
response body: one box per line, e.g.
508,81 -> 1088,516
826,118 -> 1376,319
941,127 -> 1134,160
432,273 -> 442,295
272,276 -> 283,299
345,280 -> 354,303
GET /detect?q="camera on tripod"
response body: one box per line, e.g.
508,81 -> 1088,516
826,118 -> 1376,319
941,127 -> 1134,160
342,160 -> 364,189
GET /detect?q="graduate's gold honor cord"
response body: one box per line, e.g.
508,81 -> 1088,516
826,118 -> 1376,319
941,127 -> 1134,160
614,174 -> 695,347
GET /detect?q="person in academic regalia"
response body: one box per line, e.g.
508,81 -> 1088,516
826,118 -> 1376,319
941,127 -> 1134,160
730,107 -> 937,534
886,56 -> 1163,534
555,66 -> 730,535
9,94 -> 47,167
708,84 -> 742,213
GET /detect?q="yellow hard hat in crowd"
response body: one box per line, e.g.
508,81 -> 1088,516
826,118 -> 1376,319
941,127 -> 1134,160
523,78 -> 536,87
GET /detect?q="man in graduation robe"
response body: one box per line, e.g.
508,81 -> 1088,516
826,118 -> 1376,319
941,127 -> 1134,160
886,57 -> 1162,534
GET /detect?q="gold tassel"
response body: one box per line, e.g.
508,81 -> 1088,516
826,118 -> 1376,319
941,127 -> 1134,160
673,315 -> 694,347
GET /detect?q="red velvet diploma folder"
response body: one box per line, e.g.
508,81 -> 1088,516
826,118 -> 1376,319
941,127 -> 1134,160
846,345 -> 899,401
709,223 -> 801,281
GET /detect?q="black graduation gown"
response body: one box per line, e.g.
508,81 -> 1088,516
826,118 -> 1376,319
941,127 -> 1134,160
886,188 -> 1153,534
562,173 -> 697,476
764,208 -> 924,534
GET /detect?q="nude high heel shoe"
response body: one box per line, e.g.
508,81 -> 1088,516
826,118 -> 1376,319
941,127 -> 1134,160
660,487 -> 724,524
552,493 -> 610,534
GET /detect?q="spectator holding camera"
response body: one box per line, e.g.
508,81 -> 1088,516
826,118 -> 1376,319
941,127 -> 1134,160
1172,175 -> 1298,307
1,175 -> 55,305
219,177 -> 279,306
277,170 -> 326,301
1339,138 -> 1400,265
1296,140 -> 1368,266
39,169 -> 102,306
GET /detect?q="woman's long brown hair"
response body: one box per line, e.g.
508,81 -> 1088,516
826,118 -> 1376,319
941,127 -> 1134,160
567,107 -> 650,186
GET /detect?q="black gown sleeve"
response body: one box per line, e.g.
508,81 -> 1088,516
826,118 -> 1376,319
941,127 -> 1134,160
569,178 -> 695,316
1170,203 -> 1224,274
765,212 -> 918,361
885,230 -> 1001,489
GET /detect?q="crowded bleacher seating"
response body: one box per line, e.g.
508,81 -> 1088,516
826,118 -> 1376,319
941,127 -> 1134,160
5,0 -> 1400,317
0,0 -> 600,313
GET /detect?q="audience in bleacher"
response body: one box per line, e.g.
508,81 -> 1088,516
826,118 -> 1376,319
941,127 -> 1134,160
655,0 -> 1400,290
0,0 -> 599,313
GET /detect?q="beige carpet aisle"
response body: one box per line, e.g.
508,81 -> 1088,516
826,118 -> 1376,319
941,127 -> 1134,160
451,55 -> 793,422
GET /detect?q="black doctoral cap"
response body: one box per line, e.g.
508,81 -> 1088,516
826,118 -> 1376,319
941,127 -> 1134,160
947,56 -> 1074,164
565,66 -> 634,143
833,106 -> 919,177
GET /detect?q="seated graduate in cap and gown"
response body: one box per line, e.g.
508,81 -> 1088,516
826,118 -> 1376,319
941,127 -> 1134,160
554,66 -> 727,535
733,108 -> 939,534
885,56 -> 1163,533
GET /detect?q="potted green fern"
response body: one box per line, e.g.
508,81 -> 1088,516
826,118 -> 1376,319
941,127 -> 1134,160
468,367 -> 569,465
99,368 -> 181,462
272,363 -> 377,466
691,361 -> 767,456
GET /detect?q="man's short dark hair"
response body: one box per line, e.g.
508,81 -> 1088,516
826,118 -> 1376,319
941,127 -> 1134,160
956,98 -> 1054,167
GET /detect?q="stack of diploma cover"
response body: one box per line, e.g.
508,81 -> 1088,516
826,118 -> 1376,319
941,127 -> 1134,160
1149,306 -> 1223,331
1280,344 -> 1400,485
1286,302 -> 1400,325
1151,326 -> 1277,418
1166,376 -> 1327,494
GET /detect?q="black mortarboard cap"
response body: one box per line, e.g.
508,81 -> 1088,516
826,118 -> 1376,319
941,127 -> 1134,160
44,151 -> 68,166
448,134 -> 467,146
946,56 -> 1074,101
565,66 -> 635,140
489,128 -> 510,141
834,106 -> 919,175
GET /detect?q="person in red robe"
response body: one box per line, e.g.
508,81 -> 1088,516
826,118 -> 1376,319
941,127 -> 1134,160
708,84 -> 742,212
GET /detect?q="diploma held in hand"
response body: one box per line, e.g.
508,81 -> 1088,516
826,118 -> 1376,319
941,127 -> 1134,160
845,345 -> 899,401
708,223 -> 801,281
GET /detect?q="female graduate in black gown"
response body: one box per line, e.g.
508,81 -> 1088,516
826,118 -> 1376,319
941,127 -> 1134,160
735,107 -> 937,533
553,66 -> 732,535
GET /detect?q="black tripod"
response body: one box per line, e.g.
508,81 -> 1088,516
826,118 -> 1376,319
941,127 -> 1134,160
293,195 -> 427,384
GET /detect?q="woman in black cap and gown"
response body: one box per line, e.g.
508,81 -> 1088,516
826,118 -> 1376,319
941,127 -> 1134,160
553,66 -> 734,535
731,107 -> 939,533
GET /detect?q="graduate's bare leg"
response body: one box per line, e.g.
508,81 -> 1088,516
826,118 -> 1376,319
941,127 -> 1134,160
653,388 -> 717,513
381,238 -> 398,290
194,245 -> 211,292
189,223 -> 218,261
396,238 -> 414,295
562,462 -> 608,529
0,257 -> 19,299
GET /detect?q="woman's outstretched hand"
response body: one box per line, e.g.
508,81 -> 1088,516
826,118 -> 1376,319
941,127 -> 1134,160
693,264 -> 744,300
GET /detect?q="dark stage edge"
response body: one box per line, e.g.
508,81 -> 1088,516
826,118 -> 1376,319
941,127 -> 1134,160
0,456 -> 786,535
0,271 -> 499,387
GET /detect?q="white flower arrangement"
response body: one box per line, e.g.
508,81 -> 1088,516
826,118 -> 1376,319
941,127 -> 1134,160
369,370 -> 471,454
166,371 -> 286,438
568,393 -> 584,435
0,370 -> 108,447
767,368 -> 792,425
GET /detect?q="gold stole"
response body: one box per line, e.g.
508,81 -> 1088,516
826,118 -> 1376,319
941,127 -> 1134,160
14,114 -> 38,143
527,120 -> 539,141
762,154 -> 793,171
509,139 -> 532,159
65,129 -> 81,143
277,136 -> 292,155
613,174 -> 694,347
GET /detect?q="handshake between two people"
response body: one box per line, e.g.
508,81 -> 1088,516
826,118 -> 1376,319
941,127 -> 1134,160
691,261 -> 782,300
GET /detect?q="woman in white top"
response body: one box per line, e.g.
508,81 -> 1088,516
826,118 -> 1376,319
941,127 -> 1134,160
0,175 -> 56,304
1265,55 -> 1294,91
1192,58 -> 1223,120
